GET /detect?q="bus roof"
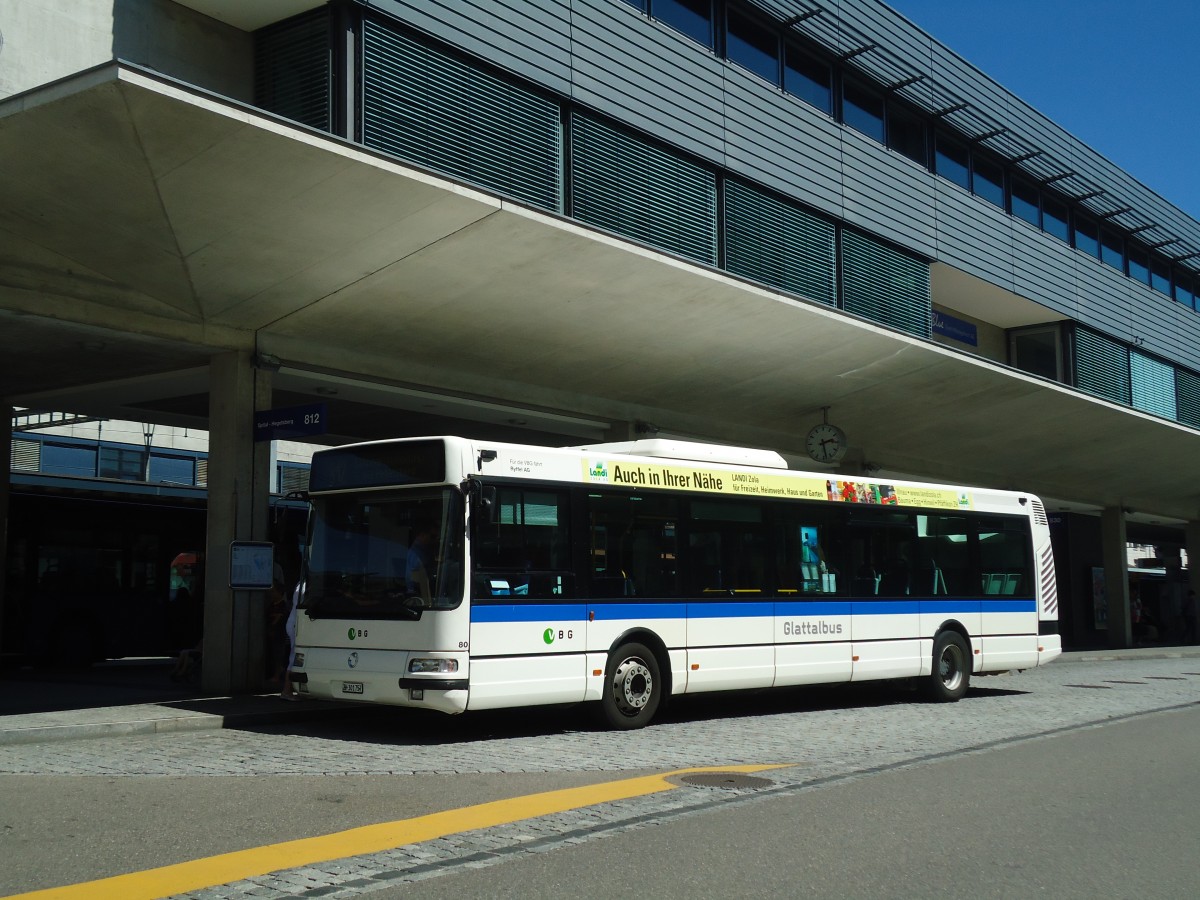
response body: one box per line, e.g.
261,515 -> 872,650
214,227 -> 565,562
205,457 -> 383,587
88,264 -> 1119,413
571,439 -> 788,469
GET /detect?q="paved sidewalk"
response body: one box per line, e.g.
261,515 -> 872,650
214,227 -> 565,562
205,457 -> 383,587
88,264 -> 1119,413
2,646 -> 1199,747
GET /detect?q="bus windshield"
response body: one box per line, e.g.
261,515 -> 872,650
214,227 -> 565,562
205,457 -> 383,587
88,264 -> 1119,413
303,488 -> 464,617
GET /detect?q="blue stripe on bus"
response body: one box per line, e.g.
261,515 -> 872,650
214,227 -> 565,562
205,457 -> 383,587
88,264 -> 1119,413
688,602 -> 775,618
590,603 -> 687,620
470,604 -> 587,623
470,598 -> 1037,623
775,601 -> 853,617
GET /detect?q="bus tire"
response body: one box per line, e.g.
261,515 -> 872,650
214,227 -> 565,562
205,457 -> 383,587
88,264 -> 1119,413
600,642 -> 662,730
924,631 -> 970,702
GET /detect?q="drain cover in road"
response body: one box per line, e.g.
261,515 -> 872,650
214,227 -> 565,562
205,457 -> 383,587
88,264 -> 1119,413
673,772 -> 775,790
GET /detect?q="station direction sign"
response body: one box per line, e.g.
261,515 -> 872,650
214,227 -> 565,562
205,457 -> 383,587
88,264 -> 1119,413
254,402 -> 328,442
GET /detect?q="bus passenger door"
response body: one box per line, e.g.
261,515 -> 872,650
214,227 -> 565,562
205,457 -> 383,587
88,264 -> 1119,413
773,516 -> 852,686
684,500 -> 774,692
847,510 -> 922,681
582,492 -> 687,700
467,487 -> 587,709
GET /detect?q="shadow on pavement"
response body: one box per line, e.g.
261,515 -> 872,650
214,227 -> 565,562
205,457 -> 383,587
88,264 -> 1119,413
0,658 -> 208,716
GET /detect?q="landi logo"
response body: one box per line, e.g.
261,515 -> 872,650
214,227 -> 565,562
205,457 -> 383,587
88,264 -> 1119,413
588,461 -> 609,481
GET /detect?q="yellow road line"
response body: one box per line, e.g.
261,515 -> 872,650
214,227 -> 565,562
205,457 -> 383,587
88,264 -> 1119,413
4,764 -> 786,900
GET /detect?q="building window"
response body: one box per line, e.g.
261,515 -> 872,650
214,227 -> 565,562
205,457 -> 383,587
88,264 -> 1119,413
1042,195 -> 1069,242
970,155 -> 1004,209
842,80 -> 884,143
784,44 -> 832,114
887,106 -> 927,165
1127,246 -> 1151,285
1009,325 -> 1064,382
934,135 -> 969,190
726,8 -> 778,83
149,454 -> 195,485
653,0 -> 713,49
1074,216 -> 1100,257
1176,273 -> 1196,309
1010,177 -> 1040,227
41,443 -> 97,478
1150,258 -> 1172,297
99,447 -> 146,481
1100,229 -> 1124,272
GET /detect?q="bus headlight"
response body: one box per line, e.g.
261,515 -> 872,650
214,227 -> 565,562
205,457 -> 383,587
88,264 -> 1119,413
408,658 -> 459,674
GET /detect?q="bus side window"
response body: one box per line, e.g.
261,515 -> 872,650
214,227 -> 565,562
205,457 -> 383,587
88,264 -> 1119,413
773,507 -> 842,596
586,492 -> 679,599
686,499 -> 765,596
472,488 -> 574,599
976,515 -> 1031,597
915,515 -> 970,596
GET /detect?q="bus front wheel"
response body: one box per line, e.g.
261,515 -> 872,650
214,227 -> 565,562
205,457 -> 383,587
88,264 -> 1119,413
924,631 -> 971,702
600,642 -> 662,730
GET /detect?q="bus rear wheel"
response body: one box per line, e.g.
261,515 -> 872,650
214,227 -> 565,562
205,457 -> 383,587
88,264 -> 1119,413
924,631 -> 970,702
600,642 -> 662,730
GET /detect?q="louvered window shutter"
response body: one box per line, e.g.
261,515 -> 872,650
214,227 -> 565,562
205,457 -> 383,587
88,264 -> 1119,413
1073,327 -> 1131,405
1130,351 -> 1177,419
254,9 -> 332,131
1175,370 -> 1200,428
724,180 -> 836,305
569,113 -> 717,265
840,230 -> 931,337
362,21 -> 562,212
11,439 -> 40,472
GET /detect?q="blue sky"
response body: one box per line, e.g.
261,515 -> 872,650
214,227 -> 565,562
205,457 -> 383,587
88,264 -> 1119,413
886,1 -> 1200,221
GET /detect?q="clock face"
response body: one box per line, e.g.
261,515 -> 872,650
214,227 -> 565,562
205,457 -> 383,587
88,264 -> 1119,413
806,423 -> 847,463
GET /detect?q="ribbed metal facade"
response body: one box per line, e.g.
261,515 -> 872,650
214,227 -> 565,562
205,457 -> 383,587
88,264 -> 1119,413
248,0 -> 1200,432
356,0 -> 1199,374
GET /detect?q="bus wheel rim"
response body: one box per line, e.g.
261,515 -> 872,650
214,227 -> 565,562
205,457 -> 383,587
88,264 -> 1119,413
613,657 -> 653,714
938,644 -> 963,691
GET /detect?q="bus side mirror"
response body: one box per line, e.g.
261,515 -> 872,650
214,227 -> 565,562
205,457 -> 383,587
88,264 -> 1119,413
463,480 -> 497,526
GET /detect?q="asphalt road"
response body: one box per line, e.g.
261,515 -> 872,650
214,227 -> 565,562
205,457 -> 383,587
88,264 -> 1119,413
2,656 -> 1199,899
390,705 -> 1200,900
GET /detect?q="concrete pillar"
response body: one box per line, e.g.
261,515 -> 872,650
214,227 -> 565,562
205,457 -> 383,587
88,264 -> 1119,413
0,406 -> 11,656
1187,521 -> 1200,644
1101,506 -> 1132,649
202,352 -> 272,694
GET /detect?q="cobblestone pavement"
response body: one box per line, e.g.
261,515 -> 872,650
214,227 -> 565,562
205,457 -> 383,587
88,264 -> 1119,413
3,656 -> 1199,898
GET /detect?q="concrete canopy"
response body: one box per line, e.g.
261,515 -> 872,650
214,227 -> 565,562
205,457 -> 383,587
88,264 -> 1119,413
1,65 -> 1198,523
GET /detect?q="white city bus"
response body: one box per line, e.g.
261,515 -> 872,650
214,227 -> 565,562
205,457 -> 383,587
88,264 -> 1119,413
290,436 -> 1061,728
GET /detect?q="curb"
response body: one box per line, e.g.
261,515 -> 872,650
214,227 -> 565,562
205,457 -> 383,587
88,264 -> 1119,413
0,701 -> 362,747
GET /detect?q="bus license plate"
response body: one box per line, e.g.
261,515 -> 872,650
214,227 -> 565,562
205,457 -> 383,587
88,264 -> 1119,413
341,681 -> 364,694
